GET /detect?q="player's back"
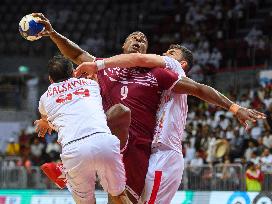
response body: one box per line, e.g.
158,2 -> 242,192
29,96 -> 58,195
39,78 -> 111,146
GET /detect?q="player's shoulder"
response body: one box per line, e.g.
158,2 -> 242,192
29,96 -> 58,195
163,56 -> 185,76
39,90 -> 48,105
174,66 -> 186,77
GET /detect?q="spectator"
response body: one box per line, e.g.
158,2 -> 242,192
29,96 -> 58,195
244,141 -> 257,161
190,151 -> 204,175
209,48 -> 222,69
250,124 -> 262,140
46,138 -> 61,161
187,63 -> 203,82
238,94 -> 251,108
30,138 -> 45,165
260,148 -> 272,165
25,122 -> 36,135
198,48 -> 210,66
5,137 -> 20,156
246,162 -> 264,191
250,151 -> 260,165
229,129 -> 244,160
17,148 -> 32,174
18,129 -> 30,149
219,115 -> 229,131
263,131 -> 272,148
188,150 -> 205,190
263,91 -> 272,108
256,137 -> 266,156
220,159 -> 239,190
226,125 -> 235,140
244,26 -> 263,47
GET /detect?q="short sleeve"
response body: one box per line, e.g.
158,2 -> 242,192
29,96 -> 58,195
152,68 -> 179,91
38,95 -> 47,116
163,56 -> 185,77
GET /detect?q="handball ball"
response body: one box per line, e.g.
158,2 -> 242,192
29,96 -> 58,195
19,14 -> 45,41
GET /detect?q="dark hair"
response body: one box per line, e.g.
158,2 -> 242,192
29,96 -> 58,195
125,31 -> 148,45
48,55 -> 74,82
168,44 -> 193,71
246,161 -> 255,169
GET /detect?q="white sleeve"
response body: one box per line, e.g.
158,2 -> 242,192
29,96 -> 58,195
38,96 -> 47,116
163,56 -> 185,76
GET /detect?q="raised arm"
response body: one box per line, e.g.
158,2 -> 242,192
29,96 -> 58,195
103,53 -> 165,68
74,53 -> 166,77
172,77 -> 266,127
32,13 -> 95,65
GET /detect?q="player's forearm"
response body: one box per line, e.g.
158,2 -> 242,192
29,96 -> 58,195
173,78 -> 233,110
104,53 -> 165,69
195,85 -> 233,110
49,31 -> 95,65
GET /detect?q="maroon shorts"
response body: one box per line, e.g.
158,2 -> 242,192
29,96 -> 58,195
123,141 -> 151,200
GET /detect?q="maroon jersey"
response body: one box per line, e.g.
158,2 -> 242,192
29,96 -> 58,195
97,67 -> 179,145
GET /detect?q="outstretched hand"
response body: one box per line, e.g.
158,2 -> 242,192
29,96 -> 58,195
74,62 -> 98,78
235,107 -> 266,129
32,13 -> 54,36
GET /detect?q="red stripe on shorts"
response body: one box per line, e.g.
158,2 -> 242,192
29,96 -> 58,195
148,170 -> 162,204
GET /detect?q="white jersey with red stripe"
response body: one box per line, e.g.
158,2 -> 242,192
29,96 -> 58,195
152,57 -> 188,153
38,78 -> 111,147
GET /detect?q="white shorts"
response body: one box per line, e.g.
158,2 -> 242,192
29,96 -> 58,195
60,133 -> 126,204
140,144 -> 184,204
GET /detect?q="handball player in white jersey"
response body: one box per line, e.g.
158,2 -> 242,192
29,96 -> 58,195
140,45 -> 191,203
38,55 -> 131,204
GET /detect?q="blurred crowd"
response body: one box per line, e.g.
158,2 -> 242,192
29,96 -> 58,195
152,0 -> 271,75
2,79 -> 272,191
183,84 -> 272,172
3,84 -> 272,170
181,83 -> 272,191
1,0 -> 271,71
4,126 -> 61,172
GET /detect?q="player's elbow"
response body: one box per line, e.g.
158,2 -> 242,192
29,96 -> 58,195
74,51 -> 94,65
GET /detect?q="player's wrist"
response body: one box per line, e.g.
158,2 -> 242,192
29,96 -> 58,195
229,103 -> 241,115
95,59 -> 106,71
49,29 -> 58,38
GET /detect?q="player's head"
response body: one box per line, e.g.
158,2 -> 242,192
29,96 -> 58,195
48,55 -> 74,83
122,31 -> 148,54
164,44 -> 193,72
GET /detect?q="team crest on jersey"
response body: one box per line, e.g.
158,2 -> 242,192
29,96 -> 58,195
103,68 -> 158,87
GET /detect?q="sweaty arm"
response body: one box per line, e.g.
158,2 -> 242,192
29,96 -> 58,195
172,77 -> 266,127
74,53 -> 167,77
32,13 -> 95,65
103,53 -> 165,68
172,77 -> 233,110
49,31 -> 95,65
